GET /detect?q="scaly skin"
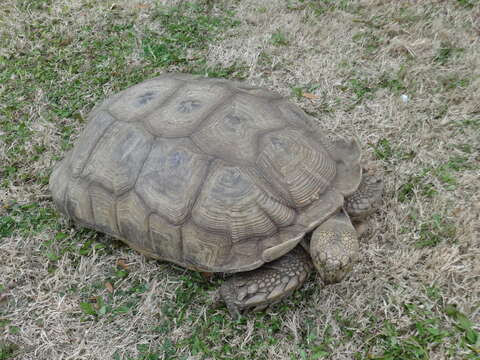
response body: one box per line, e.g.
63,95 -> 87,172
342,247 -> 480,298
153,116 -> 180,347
218,247 -> 312,319
344,174 -> 383,221
218,173 -> 383,318
309,211 -> 358,284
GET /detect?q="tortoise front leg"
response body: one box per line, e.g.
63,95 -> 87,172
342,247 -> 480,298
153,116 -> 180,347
309,211 -> 359,284
218,246 -> 313,319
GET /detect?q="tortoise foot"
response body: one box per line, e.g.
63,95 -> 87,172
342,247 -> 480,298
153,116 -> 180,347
344,172 -> 383,220
310,211 -> 359,284
218,246 -> 313,319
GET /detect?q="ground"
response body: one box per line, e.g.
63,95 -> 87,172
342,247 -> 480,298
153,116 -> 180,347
0,0 -> 479,359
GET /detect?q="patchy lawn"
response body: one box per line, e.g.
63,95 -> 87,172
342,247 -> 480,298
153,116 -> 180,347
0,0 -> 479,359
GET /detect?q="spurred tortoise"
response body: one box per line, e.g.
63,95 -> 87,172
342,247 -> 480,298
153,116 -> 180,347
49,73 -> 383,318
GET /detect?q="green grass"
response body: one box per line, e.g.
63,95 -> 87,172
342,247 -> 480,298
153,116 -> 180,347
287,0 -> 355,15
143,2 -> 240,69
271,30 -> 289,46
367,302 -> 480,359
1,0 -> 479,359
0,13 -> 140,185
456,0 -> 477,8
377,70 -> 408,94
397,155 -> 477,203
108,293 -> 480,360
0,342 -> 19,360
371,138 -> 395,162
352,31 -> 383,55
433,42 -> 465,65
0,202 -> 58,238
339,67 -> 410,109
98,274 -> 480,360
0,1 -> 243,190
369,138 -> 416,166
414,214 -> 457,248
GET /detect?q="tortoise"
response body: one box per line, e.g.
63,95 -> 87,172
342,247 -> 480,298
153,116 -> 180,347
49,73 -> 383,318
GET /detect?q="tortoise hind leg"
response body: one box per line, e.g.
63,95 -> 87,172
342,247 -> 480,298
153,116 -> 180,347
344,172 -> 383,221
344,172 -> 383,236
218,246 -> 313,319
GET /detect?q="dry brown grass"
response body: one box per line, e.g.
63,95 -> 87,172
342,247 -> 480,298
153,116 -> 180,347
1,0 -> 479,359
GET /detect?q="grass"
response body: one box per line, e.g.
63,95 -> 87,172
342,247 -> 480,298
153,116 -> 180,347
0,343 -> 19,360
142,2 -> 240,69
1,0 -> 479,359
362,301 -> 478,359
271,30 -> 290,46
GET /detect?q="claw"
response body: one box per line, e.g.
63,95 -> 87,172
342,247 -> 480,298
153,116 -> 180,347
216,247 -> 312,318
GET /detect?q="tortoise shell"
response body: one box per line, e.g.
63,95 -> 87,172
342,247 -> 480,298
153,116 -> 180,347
49,74 -> 362,273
